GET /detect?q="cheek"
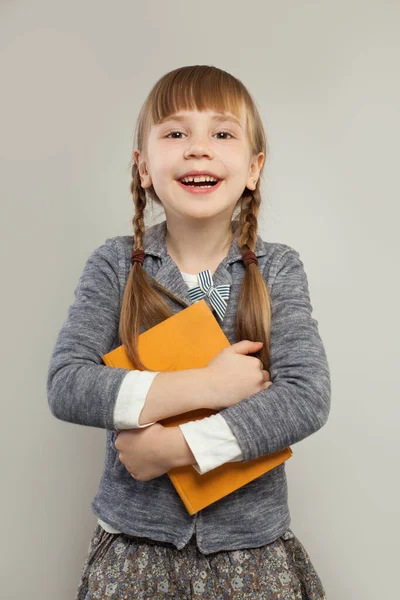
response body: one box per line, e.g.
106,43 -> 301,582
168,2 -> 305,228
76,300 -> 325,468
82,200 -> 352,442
221,148 -> 249,173
224,160 -> 249,183
153,152 -> 176,181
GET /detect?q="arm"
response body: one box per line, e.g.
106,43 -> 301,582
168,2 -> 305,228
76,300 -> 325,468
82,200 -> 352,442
217,248 -> 331,462
47,238 -> 215,430
114,372 -> 244,474
138,368 -> 214,424
114,369 -> 215,429
47,238 -> 134,430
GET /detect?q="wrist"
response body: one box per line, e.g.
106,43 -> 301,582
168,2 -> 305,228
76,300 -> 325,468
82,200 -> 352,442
162,426 -> 197,469
196,367 -> 217,410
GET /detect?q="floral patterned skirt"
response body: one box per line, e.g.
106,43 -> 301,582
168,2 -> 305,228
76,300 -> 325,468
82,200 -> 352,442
75,523 -> 327,599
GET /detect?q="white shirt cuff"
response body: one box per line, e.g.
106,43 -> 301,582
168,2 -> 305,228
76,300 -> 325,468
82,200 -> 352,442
179,414 -> 243,475
114,370 -> 160,429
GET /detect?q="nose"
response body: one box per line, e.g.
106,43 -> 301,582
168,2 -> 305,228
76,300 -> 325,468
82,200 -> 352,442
183,136 -> 215,160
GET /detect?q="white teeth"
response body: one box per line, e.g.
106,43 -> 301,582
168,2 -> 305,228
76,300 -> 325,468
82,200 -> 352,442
181,175 -> 218,183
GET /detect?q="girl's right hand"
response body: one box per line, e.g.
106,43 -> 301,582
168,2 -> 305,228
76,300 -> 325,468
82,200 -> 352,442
204,340 -> 272,410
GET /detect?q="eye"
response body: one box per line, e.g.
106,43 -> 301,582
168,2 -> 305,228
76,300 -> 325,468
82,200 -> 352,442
165,130 -> 185,139
215,130 -> 234,139
165,130 -> 234,140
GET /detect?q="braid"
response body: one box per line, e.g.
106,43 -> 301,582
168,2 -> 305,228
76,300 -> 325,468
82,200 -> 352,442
118,161 -> 173,370
235,185 -> 271,370
130,164 -> 147,253
237,187 -> 261,256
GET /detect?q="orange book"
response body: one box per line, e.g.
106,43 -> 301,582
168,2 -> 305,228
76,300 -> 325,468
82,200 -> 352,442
102,299 -> 292,515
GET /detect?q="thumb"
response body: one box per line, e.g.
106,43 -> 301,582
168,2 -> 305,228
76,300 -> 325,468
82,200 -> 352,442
229,340 -> 263,355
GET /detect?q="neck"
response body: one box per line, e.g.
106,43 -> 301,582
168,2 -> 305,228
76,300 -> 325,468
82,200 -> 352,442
165,217 -> 234,274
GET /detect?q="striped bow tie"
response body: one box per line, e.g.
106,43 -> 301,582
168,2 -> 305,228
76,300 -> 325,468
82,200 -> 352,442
187,269 -> 231,321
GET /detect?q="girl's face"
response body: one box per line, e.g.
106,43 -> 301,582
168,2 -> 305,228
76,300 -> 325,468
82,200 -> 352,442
134,109 -> 264,223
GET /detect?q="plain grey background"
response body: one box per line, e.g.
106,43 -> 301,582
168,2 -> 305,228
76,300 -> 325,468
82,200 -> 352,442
1,1 -> 399,598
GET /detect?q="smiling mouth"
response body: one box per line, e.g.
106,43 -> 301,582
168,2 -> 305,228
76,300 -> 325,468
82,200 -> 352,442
176,178 -> 223,195
179,180 -> 220,188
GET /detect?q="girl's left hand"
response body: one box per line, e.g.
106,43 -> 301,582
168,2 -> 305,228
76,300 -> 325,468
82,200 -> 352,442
114,423 -> 173,482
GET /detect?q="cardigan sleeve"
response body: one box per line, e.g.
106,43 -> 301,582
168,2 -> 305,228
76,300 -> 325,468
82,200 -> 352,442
218,248 -> 331,462
46,238 -> 147,430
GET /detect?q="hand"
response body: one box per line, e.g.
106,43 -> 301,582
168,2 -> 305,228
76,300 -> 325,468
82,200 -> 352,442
114,423 -> 174,482
205,340 -> 272,410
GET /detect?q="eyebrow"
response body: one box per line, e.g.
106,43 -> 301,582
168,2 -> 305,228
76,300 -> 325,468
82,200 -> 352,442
159,113 -> 243,128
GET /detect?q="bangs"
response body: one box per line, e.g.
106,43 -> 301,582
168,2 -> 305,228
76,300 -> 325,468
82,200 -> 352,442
150,67 -> 247,126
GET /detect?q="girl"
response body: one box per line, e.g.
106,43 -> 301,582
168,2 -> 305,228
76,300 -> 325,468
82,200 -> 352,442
47,65 -> 331,599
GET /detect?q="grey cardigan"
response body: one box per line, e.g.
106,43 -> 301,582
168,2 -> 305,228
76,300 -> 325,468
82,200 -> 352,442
47,219 -> 331,554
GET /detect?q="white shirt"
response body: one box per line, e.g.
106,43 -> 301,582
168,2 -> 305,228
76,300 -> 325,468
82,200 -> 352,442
98,271 -> 243,534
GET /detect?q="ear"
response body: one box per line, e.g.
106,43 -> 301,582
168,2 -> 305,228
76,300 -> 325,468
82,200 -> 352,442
133,149 -> 152,189
246,152 -> 265,191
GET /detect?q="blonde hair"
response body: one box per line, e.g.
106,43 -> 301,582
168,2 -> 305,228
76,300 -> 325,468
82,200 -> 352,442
119,65 -> 272,371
